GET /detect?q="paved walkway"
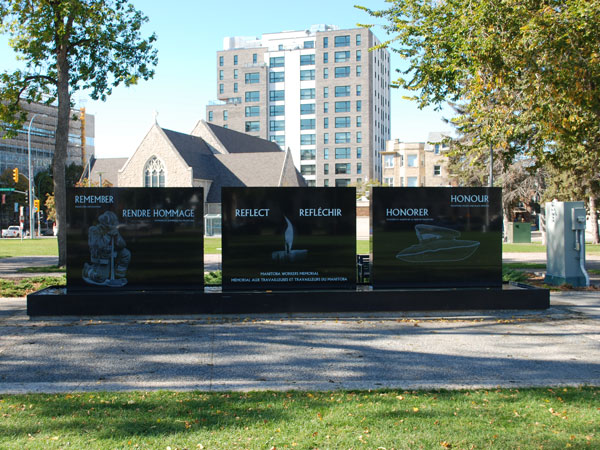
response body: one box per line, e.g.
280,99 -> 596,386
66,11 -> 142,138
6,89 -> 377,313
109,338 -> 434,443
1,252 -> 599,393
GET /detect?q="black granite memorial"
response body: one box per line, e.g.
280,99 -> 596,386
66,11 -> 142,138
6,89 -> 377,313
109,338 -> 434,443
222,187 -> 356,290
372,187 -> 502,289
67,187 -> 204,291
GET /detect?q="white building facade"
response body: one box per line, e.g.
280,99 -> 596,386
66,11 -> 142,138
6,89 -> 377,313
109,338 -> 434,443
206,25 -> 391,186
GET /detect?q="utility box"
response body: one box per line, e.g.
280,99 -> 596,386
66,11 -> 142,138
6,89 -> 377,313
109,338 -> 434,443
507,222 -> 531,243
545,201 -> 589,287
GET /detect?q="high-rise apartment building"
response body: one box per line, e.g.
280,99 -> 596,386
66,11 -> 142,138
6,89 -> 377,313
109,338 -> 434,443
206,24 -> 391,186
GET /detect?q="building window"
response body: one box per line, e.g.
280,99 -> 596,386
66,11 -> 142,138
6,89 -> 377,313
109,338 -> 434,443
324,133 -> 329,144
356,34 -> 362,45
300,69 -> 315,80
245,91 -> 260,102
335,132 -> 351,143
278,44 -> 284,50
219,70 -> 224,80
233,82 -> 238,93
245,72 -> 259,84
300,54 -> 315,66
301,134 -> 316,145
335,101 -> 351,112
335,163 -> 351,175
334,51 -> 350,62
324,163 -> 329,175
270,56 -> 285,67
407,154 -> 418,167
434,144 -> 440,154
357,162 -> 362,175
234,55 -> 238,65
219,83 -> 224,94
356,147 -> 362,158
335,85 -> 351,97
270,105 -> 285,116
434,165 -> 441,176
356,84 -> 362,96
301,164 -> 316,176
245,121 -> 260,132
304,40 -> 315,49
384,154 -> 394,168
335,116 -> 351,128
356,65 -> 362,76
324,117 -> 329,129
323,36 -> 328,48
323,52 -> 328,63
323,179 -> 329,187
144,156 -> 165,188
356,100 -> 362,111
335,147 -> 351,159
300,119 -> 315,130
300,88 -> 316,100
323,102 -> 329,113
335,35 -> 350,47
300,103 -> 315,115
356,116 -> 362,127
245,106 -> 260,117
223,110 -> 228,121
335,66 -> 351,78
301,149 -> 316,160
253,53 -> 258,64
323,67 -> 329,79
270,120 -> 285,131
233,69 -> 238,79
323,87 -> 329,98
384,177 -> 394,187
269,71 -> 284,83
208,111 -> 213,122
219,55 -> 224,67
270,135 -> 285,147
270,90 -> 284,102
356,131 -> 362,143
324,148 -> 329,159
335,178 -> 351,187
407,176 -> 418,187
356,50 -> 361,61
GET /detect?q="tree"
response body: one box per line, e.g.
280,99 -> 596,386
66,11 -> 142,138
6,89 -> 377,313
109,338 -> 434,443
0,0 -> 158,265
359,0 -> 600,242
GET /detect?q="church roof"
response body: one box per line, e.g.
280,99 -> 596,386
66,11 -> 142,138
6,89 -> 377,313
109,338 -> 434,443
89,157 -> 128,187
159,124 -> 305,202
203,122 -> 282,154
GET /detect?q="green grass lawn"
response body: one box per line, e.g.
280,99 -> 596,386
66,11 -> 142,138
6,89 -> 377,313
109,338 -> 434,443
0,238 -> 58,258
0,388 -> 597,449
503,242 -> 600,254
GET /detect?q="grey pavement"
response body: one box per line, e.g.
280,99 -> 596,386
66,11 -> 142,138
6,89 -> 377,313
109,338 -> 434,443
0,290 -> 599,394
1,251 -> 599,394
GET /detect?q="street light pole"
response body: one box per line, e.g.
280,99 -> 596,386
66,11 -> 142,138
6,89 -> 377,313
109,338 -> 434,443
27,114 -> 39,239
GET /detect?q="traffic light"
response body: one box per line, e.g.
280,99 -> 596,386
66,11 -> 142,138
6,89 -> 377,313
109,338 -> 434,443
12,167 -> 18,183
34,199 -> 40,212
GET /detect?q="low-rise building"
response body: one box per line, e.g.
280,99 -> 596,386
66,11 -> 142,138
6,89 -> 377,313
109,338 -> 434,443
382,132 -> 452,187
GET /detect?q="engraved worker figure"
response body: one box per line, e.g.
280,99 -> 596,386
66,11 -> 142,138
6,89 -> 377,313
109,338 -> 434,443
82,211 -> 131,287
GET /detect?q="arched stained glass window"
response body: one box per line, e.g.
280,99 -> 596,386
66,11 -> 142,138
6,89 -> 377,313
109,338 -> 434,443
144,156 -> 166,187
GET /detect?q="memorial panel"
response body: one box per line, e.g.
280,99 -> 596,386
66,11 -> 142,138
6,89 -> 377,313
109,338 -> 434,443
222,187 -> 356,290
372,187 -> 502,288
67,187 -> 204,291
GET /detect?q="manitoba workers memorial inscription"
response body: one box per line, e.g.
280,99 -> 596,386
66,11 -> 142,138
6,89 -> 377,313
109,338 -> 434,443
371,187 -> 502,289
67,187 -> 204,291
222,187 -> 356,290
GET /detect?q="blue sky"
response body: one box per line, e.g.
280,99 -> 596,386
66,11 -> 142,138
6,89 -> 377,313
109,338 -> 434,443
0,0 -> 452,158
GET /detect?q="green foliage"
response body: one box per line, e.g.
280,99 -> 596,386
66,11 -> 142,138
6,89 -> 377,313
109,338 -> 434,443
0,0 -> 158,266
502,267 -> 530,283
0,275 -> 65,297
204,271 -> 222,286
0,388 -> 598,448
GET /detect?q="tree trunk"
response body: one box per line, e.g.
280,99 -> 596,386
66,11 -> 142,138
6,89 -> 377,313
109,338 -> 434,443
54,46 -> 71,267
589,195 -> 599,244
